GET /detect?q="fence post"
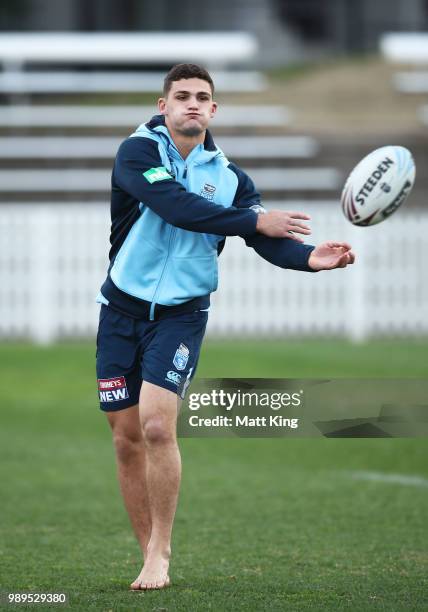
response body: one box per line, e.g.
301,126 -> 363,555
28,205 -> 57,344
347,229 -> 368,342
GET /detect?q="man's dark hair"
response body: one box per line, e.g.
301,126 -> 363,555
163,63 -> 214,97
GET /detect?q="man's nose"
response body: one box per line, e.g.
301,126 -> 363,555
187,97 -> 199,109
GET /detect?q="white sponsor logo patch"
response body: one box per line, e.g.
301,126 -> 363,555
173,343 -> 189,371
166,370 -> 182,386
98,376 -> 129,402
143,166 -> 172,183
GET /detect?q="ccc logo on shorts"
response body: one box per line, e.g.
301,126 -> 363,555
166,371 -> 181,386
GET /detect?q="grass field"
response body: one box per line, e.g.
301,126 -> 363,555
1,339 -> 427,611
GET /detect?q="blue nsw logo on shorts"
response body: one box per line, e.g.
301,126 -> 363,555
173,343 -> 190,370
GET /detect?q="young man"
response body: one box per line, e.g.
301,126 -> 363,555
96,63 -> 354,590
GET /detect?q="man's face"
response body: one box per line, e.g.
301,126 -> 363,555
158,78 -> 217,137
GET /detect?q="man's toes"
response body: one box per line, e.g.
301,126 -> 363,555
154,577 -> 170,589
138,580 -> 152,590
130,579 -> 141,590
130,572 -> 170,591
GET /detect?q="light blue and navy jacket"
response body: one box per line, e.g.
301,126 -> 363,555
98,114 -> 315,319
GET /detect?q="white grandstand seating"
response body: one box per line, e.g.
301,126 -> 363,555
0,136 -> 319,159
0,167 -> 341,192
0,34 -> 338,225
0,33 -> 357,343
380,32 -> 428,126
0,32 -> 257,67
380,33 -> 428,64
0,105 -> 292,128
393,71 -> 428,94
0,70 -> 267,94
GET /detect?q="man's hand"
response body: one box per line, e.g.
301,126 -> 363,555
308,242 -> 355,271
256,210 -> 311,242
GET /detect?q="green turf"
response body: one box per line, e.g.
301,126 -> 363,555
0,340 -> 427,611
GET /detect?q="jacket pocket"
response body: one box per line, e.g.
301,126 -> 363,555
158,254 -> 218,303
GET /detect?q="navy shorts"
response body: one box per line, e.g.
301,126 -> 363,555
96,304 -> 208,411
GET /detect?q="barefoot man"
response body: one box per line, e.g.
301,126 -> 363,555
95,63 -> 355,590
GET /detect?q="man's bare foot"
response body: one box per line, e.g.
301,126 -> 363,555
130,549 -> 170,590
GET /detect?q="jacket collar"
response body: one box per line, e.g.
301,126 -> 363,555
144,114 -> 219,163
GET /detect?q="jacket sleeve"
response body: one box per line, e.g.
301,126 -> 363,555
228,162 -> 316,272
112,136 -> 258,238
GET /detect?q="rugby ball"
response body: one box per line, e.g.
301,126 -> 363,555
341,146 -> 416,226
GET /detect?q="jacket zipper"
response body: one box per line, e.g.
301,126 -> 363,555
149,161 -> 187,320
149,225 -> 176,320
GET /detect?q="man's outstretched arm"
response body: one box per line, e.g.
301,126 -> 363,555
307,242 -> 355,270
249,219 -> 355,271
229,163 -> 355,272
114,137 -> 310,240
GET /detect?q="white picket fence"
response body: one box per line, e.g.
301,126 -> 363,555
0,202 -> 427,343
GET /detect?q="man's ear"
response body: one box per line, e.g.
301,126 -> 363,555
158,97 -> 167,115
210,101 -> 218,119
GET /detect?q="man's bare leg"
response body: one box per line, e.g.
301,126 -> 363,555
106,405 -> 152,560
131,381 -> 181,590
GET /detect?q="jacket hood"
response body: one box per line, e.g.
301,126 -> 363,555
132,114 -> 223,165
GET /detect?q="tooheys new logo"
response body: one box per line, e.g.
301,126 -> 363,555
98,376 -> 129,402
356,157 -> 394,205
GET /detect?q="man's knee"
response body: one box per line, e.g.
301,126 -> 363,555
139,382 -> 178,446
106,406 -> 143,464
142,415 -> 176,446
113,430 -> 143,464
